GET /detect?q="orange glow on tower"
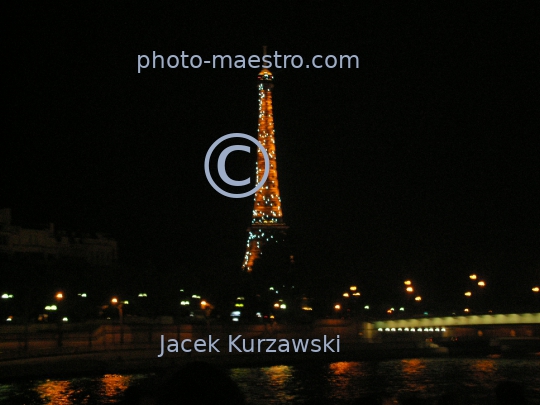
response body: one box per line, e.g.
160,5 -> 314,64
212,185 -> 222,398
242,61 -> 288,272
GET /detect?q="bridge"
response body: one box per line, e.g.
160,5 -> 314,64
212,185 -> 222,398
371,312 -> 540,339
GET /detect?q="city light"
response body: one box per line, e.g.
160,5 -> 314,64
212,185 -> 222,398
469,274 -> 477,280
350,286 -> 357,291
302,306 -> 312,311
56,292 -> 63,300
352,292 -> 361,296
532,287 -> 539,293
78,293 -> 87,297
1,294 -> 13,299
465,291 -> 472,297
464,308 -> 470,312
343,292 -> 349,297
404,280 -> 412,285
45,305 -> 57,311
364,305 -> 370,310
137,293 -> 147,297
180,301 -> 190,306
478,281 -> 486,287
280,303 -> 286,309
406,286 -> 414,292
111,298 -> 118,304
274,303 -> 280,308
415,296 -> 422,301
334,304 -> 341,310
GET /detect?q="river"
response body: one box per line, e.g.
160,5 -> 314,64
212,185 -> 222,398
1,357 -> 539,404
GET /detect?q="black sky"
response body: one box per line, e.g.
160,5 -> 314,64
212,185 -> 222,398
4,3 -> 539,310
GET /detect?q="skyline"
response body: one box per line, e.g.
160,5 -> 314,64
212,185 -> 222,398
4,3 -> 539,311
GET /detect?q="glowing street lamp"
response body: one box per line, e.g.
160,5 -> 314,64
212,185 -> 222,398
54,292 -> 65,347
478,281 -> 486,287
404,280 -> 412,286
532,287 -> 539,293
350,286 -> 357,291
343,292 -> 350,297
464,291 -> 472,297
464,308 -> 470,313
334,304 -> 341,310
469,274 -> 477,280
111,297 -> 124,344
406,286 -> 414,293
414,296 -> 422,301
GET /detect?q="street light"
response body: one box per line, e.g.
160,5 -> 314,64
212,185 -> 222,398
478,281 -> 486,287
55,292 -> 64,347
464,291 -> 472,297
350,286 -> 357,291
532,287 -> 539,293
469,274 -> 477,280
404,280 -> 412,286
406,287 -> 414,293
415,296 -> 422,301
343,292 -> 350,297
111,297 -> 124,344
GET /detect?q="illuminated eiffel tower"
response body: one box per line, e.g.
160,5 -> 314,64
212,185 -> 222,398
242,60 -> 290,275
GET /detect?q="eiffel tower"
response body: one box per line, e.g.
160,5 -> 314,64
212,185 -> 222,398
241,56 -> 291,284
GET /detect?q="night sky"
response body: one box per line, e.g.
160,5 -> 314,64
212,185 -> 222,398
4,3 -> 539,311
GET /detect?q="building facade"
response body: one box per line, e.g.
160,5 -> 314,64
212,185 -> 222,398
0,208 -> 117,266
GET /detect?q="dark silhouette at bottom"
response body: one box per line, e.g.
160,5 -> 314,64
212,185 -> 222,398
495,380 -> 528,404
120,361 -> 246,405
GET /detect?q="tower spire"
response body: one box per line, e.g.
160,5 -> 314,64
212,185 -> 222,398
242,67 -> 288,272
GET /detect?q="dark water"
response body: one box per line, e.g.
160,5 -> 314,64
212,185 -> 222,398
1,358 -> 539,404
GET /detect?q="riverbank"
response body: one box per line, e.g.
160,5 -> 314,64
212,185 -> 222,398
0,343 -> 448,382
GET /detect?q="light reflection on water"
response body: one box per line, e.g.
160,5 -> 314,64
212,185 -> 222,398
0,358 -> 538,404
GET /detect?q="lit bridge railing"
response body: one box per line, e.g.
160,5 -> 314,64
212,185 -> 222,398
374,312 -> 540,332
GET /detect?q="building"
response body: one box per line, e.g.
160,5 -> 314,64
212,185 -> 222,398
0,208 -> 117,266
242,66 -> 290,274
